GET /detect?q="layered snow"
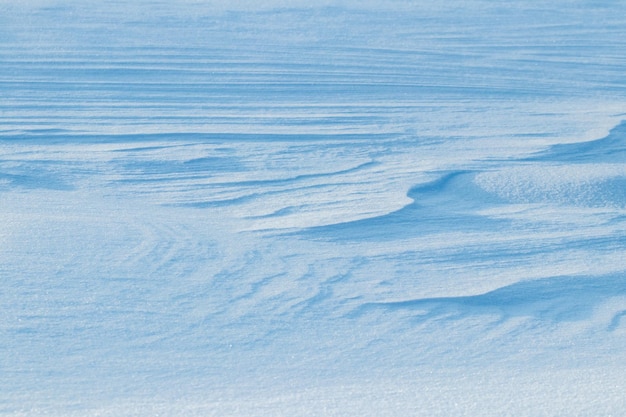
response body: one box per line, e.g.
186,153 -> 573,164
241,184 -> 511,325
2,1 -> 626,415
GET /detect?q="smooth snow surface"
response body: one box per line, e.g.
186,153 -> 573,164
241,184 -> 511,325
2,1 -> 626,415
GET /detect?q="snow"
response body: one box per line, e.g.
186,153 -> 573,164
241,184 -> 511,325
2,1 -> 626,415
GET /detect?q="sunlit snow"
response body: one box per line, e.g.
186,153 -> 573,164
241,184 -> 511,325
2,1 -> 626,415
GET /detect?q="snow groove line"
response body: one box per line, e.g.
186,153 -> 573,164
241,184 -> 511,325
115,215 -> 212,279
607,310 -> 626,332
350,274 -> 626,327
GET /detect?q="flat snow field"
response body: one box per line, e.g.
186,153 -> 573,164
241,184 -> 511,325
2,1 -> 626,416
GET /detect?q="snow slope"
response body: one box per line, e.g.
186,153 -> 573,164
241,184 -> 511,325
2,1 -> 626,415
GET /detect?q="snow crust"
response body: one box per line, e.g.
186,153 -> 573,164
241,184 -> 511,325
2,1 -> 626,415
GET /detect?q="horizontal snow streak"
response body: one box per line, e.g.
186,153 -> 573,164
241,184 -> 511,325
3,1 -> 626,416
2,2 -> 626,134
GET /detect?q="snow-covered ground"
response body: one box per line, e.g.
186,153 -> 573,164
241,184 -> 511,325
2,1 -> 626,415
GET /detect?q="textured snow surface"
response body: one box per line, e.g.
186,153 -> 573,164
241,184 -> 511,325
3,1 -> 626,415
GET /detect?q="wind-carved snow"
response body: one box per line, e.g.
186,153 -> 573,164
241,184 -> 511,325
3,1 -> 626,416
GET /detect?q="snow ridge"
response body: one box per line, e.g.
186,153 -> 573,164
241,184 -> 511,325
3,1 -> 626,415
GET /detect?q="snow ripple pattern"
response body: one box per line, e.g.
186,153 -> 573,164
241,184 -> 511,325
3,1 -> 626,416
